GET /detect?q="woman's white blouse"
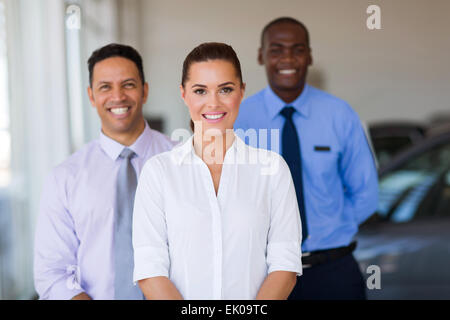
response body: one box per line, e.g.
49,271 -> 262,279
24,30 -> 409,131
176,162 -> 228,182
132,134 -> 302,300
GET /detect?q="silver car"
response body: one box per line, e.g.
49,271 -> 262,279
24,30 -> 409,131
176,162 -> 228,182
355,130 -> 450,299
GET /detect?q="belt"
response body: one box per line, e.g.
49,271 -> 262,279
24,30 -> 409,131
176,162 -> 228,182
301,241 -> 357,269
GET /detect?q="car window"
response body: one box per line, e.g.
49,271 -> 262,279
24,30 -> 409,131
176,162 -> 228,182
372,136 -> 413,168
376,141 -> 450,223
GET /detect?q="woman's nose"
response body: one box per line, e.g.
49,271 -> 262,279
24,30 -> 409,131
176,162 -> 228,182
208,91 -> 221,106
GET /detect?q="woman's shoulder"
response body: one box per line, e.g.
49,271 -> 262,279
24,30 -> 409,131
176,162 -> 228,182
235,135 -> 285,161
234,135 -> 289,176
142,137 -> 192,171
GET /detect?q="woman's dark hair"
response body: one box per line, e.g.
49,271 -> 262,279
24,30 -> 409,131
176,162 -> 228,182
88,43 -> 145,87
181,42 -> 244,132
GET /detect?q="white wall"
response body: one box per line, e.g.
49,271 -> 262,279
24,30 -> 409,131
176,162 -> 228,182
138,0 -> 450,135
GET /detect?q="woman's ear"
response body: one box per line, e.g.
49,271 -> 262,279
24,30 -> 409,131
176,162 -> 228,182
180,84 -> 190,108
180,84 -> 186,100
240,83 -> 246,100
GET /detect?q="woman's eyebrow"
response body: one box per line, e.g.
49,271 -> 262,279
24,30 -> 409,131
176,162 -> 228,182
218,82 -> 236,87
191,84 -> 207,88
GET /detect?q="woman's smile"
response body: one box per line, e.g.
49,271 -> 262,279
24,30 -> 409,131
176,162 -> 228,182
202,111 -> 227,123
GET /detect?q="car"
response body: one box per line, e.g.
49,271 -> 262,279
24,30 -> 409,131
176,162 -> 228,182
368,121 -> 427,169
354,129 -> 450,300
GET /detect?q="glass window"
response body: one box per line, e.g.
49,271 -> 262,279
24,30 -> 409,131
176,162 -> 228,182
0,0 -> 14,300
0,0 -> 10,187
372,136 -> 413,168
65,2 -> 85,151
377,141 -> 450,223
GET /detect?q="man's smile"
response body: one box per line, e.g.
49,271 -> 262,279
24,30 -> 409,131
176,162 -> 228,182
278,69 -> 297,75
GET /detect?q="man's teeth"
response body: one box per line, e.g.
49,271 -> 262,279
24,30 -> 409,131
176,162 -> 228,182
110,107 -> 129,115
204,113 -> 225,120
279,69 -> 296,75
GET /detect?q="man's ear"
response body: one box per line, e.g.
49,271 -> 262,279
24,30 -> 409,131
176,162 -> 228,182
308,48 -> 313,66
87,86 -> 95,108
258,47 -> 264,65
142,82 -> 149,104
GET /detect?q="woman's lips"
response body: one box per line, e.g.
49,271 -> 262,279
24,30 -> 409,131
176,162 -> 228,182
202,112 -> 227,123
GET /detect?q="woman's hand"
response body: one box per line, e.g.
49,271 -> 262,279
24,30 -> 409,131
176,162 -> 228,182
255,271 -> 297,300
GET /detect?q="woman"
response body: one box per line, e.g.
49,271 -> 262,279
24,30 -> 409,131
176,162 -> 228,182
132,42 -> 302,300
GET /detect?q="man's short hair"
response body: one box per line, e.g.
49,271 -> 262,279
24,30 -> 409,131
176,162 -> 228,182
260,17 -> 310,48
88,43 -> 145,87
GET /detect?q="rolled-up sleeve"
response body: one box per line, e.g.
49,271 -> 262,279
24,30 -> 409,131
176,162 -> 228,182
266,156 -> 303,276
132,158 -> 170,283
34,170 -> 84,300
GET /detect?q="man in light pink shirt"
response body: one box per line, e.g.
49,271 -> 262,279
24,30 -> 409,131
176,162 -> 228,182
34,44 -> 176,300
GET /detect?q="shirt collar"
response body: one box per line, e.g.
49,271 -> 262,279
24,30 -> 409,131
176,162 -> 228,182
175,132 -> 243,166
99,121 -> 152,161
263,84 -> 311,120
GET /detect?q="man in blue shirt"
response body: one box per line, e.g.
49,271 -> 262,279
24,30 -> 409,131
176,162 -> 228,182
234,17 -> 378,300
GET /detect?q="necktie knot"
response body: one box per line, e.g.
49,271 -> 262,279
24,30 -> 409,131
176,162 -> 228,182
119,148 -> 135,160
280,106 -> 296,120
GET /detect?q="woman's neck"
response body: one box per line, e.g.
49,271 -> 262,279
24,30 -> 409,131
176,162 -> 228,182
193,129 -> 235,166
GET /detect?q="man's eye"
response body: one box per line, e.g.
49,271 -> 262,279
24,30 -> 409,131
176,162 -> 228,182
220,87 -> 234,94
269,48 -> 282,55
194,89 -> 206,95
124,83 -> 136,88
99,85 -> 110,91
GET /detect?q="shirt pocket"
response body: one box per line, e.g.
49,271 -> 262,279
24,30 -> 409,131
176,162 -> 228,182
307,146 -> 340,180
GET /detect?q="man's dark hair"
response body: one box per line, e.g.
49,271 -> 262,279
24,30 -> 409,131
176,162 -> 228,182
87,43 -> 145,87
260,17 -> 310,48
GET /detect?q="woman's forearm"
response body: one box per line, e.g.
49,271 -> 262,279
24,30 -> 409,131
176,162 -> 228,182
138,276 -> 183,300
71,292 -> 92,300
255,271 -> 297,300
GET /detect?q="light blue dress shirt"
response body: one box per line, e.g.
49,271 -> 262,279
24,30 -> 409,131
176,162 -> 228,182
234,84 -> 378,252
34,122 -> 176,299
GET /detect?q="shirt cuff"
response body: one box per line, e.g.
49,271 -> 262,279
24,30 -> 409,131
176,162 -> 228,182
133,246 -> 170,284
266,241 -> 302,277
40,277 -> 85,300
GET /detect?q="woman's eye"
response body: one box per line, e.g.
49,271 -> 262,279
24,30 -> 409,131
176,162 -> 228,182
194,89 -> 206,95
220,87 -> 234,94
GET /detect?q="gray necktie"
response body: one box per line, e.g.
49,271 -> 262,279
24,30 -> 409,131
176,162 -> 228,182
114,148 -> 144,299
